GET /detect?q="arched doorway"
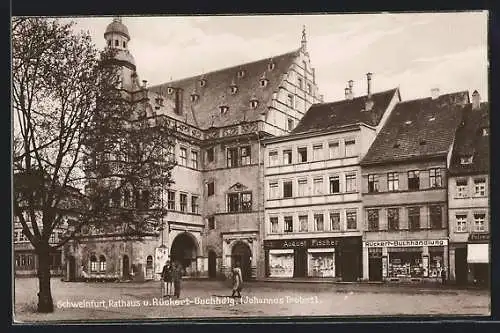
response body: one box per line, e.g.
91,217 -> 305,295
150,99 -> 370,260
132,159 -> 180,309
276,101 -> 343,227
68,256 -> 76,281
122,255 -> 130,279
146,255 -> 153,280
208,250 -> 217,279
232,241 -> 252,281
170,232 -> 198,277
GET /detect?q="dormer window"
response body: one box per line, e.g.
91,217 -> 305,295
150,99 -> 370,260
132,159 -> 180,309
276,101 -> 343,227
122,41 -> 126,48
260,78 -> 269,87
167,87 -> 174,94
268,62 -> 275,71
230,85 -> 238,95
191,93 -> 199,102
482,127 -> 489,136
155,96 -> 164,107
115,40 -> 119,47
237,70 -> 246,78
220,105 -> 229,114
199,78 -> 207,87
250,100 -> 259,109
107,40 -> 111,47
460,155 -> 473,165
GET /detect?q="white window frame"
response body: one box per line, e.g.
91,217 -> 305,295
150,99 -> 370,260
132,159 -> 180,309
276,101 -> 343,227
455,213 -> 468,233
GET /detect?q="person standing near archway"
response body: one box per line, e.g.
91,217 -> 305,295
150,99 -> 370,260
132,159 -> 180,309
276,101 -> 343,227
231,261 -> 243,298
172,261 -> 182,299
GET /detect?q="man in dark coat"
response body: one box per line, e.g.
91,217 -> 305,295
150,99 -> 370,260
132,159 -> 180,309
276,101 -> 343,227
161,260 -> 173,297
172,261 -> 183,298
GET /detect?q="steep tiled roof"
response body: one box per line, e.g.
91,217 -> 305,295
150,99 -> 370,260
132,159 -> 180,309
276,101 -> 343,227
149,50 -> 299,130
361,91 -> 470,165
449,102 -> 490,175
291,88 -> 399,134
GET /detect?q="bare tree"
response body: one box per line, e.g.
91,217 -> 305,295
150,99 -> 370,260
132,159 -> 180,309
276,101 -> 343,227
12,17 -> 175,313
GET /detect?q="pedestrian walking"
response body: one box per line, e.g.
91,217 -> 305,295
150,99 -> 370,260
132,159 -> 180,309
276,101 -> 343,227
231,261 -> 243,298
161,260 -> 173,298
441,268 -> 447,285
172,261 -> 182,299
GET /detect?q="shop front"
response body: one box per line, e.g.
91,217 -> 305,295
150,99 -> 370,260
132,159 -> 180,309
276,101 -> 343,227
364,239 -> 448,283
467,233 -> 489,286
264,237 -> 361,281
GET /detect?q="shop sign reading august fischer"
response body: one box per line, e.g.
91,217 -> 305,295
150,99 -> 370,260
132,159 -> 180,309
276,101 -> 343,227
363,239 -> 448,248
264,238 -> 340,249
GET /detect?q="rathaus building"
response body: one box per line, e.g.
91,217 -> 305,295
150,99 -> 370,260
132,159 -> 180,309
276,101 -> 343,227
64,17 -> 323,281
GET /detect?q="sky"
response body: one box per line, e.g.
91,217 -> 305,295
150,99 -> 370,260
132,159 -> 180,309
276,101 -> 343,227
68,12 -> 488,103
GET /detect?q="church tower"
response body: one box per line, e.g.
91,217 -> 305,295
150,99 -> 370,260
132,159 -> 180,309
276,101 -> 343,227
103,17 -> 141,92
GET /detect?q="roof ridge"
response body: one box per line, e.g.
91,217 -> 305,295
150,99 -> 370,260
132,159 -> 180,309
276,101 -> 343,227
150,49 -> 299,88
397,90 -> 469,105
313,87 -> 398,107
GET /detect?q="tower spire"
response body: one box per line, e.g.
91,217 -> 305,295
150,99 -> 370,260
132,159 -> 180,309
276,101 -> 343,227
301,25 -> 307,53
113,16 -> 122,23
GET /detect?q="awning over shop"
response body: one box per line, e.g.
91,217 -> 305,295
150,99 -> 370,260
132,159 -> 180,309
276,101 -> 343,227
467,243 -> 489,263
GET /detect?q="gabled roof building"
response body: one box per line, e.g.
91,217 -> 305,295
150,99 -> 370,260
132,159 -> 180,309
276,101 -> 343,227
360,89 -> 469,283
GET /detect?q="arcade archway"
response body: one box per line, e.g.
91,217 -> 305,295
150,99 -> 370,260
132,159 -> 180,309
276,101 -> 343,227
170,232 -> 199,277
231,241 -> 252,281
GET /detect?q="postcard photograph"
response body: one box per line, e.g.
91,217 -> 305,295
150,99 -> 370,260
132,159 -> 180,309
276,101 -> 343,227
12,12 -> 490,323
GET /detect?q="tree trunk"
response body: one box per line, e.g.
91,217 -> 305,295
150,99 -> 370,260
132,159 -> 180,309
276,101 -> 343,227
37,244 -> 54,313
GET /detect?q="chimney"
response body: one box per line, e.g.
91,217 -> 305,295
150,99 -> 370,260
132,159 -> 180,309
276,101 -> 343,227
366,72 -> 373,98
472,90 -> 481,110
431,88 -> 440,100
344,87 -> 350,100
347,80 -> 354,100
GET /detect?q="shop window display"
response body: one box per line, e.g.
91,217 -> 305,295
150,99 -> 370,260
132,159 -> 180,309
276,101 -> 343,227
388,251 -> 423,278
429,248 -> 444,278
308,250 -> 335,278
268,250 -> 294,277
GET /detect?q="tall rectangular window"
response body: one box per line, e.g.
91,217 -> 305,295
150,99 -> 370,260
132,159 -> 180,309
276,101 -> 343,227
346,210 -> 357,230
179,193 -> 187,212
329,175 -> 340,194
240,146 -> 251,166
474,213 -> 486,232
298,179 -> 308,197
269,182 -> 279,199
345,139 -> 356,156
287,94 -> 294,107
207,181 -> 215,196
269,151 -> 278,166
270,217 -> 279,233
241,193 -> 252,211
368,174 -> 379,193
345,173 -> 357,192
387,172 -> 399,191
298,147 -> 308,162
191,150 -> 199,169
329,141 -> 340,159
206,147 -> 214,163
407,170 -> 420,190
408,207 -> 420,230
314,213 -> 324,231
284,216 -> 293,233
228,193 -> 240,212
388,208 -> 399,231
307,83 -> 312,94
283,181 -> 293,198
287,118 -> 294,131
330,211 -> 340,231
367,209 -> 379,231
167,191 -> 175,210
430,205 -> 442,229
456,179 -> 468,198
297,77 -> 303,89
313,177 -> 324,195
227,192 -> 252,212
179,147 -> 187,166
166,144 -> 175,162
312,144 -> 323,161
227,147 -> 238,167
429,168 -> 442,188
474,178 -> 486,196
208,216 -> 216,230
299,215 -> 308,232
283,149 -> 292,165
191,196 -> 199,214
456,214 -> 467,232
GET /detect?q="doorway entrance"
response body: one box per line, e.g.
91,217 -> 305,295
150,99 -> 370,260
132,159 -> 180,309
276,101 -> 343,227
341,250 -> 360,282
122,255 -> 130,279
455,247 -> 467,285
231,241 -> 252,281
68,256 -> 76,281
294,248 -> 307,278
146,255 -> 153,280
170,232 -> 198,276
208,251 -> 217,279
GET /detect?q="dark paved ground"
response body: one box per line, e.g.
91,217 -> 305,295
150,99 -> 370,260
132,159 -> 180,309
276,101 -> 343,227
13,277 -> 490,323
